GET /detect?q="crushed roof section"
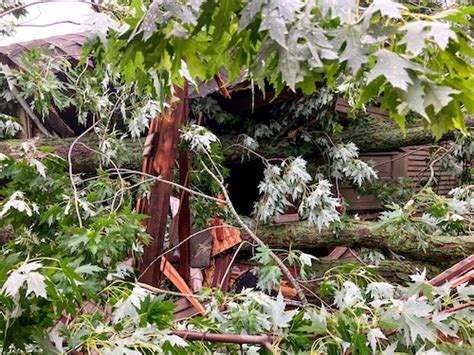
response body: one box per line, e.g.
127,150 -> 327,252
0,33 -> 88,66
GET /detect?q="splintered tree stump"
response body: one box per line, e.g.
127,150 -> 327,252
245,221 -> 474,266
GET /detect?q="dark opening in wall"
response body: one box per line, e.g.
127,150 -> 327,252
225,159 -> 265,216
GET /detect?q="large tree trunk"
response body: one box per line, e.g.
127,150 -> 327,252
0,135 -> 145,174
246,221 -> 474,266
306,259 -> 442,285
222,117 -> 473,159
1,118 -> 469,174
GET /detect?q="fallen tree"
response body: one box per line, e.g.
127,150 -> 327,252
1,216 -> 470,267
245,221 -> 474,266
221,117 -> 474,158
0,135 -> 145,174
306,259 -> 442,284
2,117 -> 470,174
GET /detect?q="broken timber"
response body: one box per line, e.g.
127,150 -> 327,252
138,84 -> 189,285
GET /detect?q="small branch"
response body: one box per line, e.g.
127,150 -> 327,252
172,330 -> 274,350
136,282 -> 200,299
442,300 -> 474,314
200,160 -> 309,306
17,20 -> 82,27
68,123 -> 98,227
117,168 -> 229,204
0,64 -> 53,137
75,142 -> 125,212
138,224 -> 232,280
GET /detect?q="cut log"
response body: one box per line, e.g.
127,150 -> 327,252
246,221 -> 474,266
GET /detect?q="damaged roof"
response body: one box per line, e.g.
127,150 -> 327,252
0,33 -> 87,67
0,32 -> 248,98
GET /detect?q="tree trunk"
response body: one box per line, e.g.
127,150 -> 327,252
222,118 -> 474,159
246,221 -> 474,266
306,259 -> 442,284
0,135 -> 145,174
1,118 -> 470,174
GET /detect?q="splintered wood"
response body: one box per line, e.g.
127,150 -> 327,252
429,255 -> 474,288
138,84 -> 189,285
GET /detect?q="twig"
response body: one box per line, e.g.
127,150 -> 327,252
76,142 -> 125,212
76,167 -> 226,204
115,168 -> 228,204
299,283 -> 333,311
136,282 -> 200,299
138,224 -> 233,281
218,240 -> 254,290
0,1 -> 118,18
17,20 -> 82,27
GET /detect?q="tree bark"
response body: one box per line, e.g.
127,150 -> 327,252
1,118 -> 470,174
0,135 -> 145,174
246,221 -> 474,266
223,118 -> 474,159
306,259 -> 442,284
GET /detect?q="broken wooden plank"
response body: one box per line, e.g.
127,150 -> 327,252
428,255 -> 474,287
160,258 -> 206,315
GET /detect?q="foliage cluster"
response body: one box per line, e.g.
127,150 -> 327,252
0,1 -> 473,354
99,0 -> 474,139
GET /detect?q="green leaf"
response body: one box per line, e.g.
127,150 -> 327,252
332,24 -> 370,73
260,9 -> 288,48
424,85 -> 459,114
366,50 -> 421,91
400,80 -> 428,119
400,21 -> 457,56
192,0 -> 218,36
351,332 -> 370,355
355,76 -> 385,109
319,0 -> 357,22
277,46 -> 300,90
74,264 -> 104,275
366,0 -> 406,19
390,112 -> 406,134
268,292 -> 298,329
239,0 -> 266,29
138,294 -> 175,329
399,297 -> 436,343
